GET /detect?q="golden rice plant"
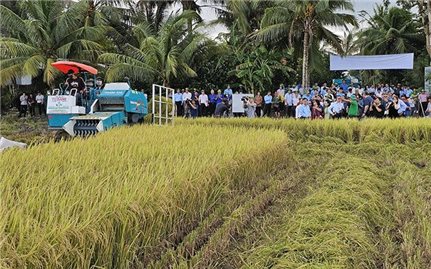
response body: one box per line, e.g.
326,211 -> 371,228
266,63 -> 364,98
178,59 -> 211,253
177,117 -> 431,143
0,124 -> 286,268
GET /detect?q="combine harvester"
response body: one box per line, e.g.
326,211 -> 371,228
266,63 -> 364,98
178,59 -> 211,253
47,61 -> 149,138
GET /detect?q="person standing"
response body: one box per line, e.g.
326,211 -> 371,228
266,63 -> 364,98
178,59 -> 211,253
254,92 -> 263,117
18,93 -> 28,117
295,98 -> 311,119
190,100 -> 198,119
208,89 -> 217,116
340,80 -> 349,93
198,90 -> 209,117
311,100 -> 323,119
291,91 -> 300,118
284,89 -> 293,117
361,92 -> 373,118
223,85 -> 233,100
329,96 -> 345,119
369,98 -> 384,118
174,89 -> 183,116
35,92 -> 44,116
263,92 -> 272,117
27,93 -> 36,117
347,95 -> 359,118
418,90 -> 429,117
426,97 -> 431,117
245,98 -> 257,118
272,92 -> 280,118
182,88 -> 192,118
215,90 -> 223,105
387,95 -> 405,118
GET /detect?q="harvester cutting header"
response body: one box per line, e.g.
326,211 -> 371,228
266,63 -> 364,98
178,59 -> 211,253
47,61 -> 148,137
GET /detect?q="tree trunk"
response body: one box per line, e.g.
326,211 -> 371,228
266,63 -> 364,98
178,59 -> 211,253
302,23 -> 310,91
181,0 -> 196,35
86,0 -> 96,27
426,0 -> 431,61
418,0 -> 431,61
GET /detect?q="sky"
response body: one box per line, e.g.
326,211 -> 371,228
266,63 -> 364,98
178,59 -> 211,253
168,0 -> 389,39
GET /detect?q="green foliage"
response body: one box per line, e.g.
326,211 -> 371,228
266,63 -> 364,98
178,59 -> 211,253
99,11 -> 210,87
257,0 -> 357,88
356,5 -> 427,86
358,6 -> 423,55
0,0 -> 109,86
231,46 -> 294,93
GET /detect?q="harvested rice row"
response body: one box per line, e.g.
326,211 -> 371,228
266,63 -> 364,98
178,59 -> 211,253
384,158 -> 431,268
147,174 -> 280,269
243,156 -> 392,268
0,125 -> 286,269
173,150 -> 321,269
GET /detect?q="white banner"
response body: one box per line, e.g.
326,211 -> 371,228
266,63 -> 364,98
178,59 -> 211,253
330,53 -> 414,71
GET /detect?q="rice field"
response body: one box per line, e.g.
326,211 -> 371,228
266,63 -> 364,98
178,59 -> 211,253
1,118 -> 430,268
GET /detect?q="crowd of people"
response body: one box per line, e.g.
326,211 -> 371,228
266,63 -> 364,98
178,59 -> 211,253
16,92 -> 46,118
12,77 -> 431,120
173,81 -> 431,119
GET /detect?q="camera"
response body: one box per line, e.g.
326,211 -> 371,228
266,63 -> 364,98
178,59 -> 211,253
241,96 -> 249,102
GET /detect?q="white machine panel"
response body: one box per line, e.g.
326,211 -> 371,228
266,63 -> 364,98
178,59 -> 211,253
46,95 -> 76,114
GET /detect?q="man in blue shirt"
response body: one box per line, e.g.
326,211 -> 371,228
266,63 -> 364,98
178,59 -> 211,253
319,86 -> 327,97
340,80 -> 349,93
405,87 -> 413,98
263,91 -> 272,117
208,89 -> 217,116
223,85 -> 233,100
174,89 -> 183,116
295,98 -> 311,119
397,97 -> 408,116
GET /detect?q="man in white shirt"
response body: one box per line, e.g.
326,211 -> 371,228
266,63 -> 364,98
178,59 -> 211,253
19,93 -> 28,117
284,89 -> 293,118
295,98 -> 311,119
35,92 -> 45,116
182,88 -> 192,118
329,96 -> 345,118
198,90 -> 209,117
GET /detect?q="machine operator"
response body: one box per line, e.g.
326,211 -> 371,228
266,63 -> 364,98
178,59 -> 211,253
65,69 -> 86,95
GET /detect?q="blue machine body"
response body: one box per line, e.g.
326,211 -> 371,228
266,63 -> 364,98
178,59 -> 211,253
48,114 -> 77,129
61,82 -> 148,136
98,83 -> 148,115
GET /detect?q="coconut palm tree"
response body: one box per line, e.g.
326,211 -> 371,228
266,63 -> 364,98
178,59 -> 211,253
357,6 -> 423,55
256,0 -> 357,90
0,0 -> 107,86
98,11 -> 210,86
355,5 -> 425,85
132,0 -> 175,32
